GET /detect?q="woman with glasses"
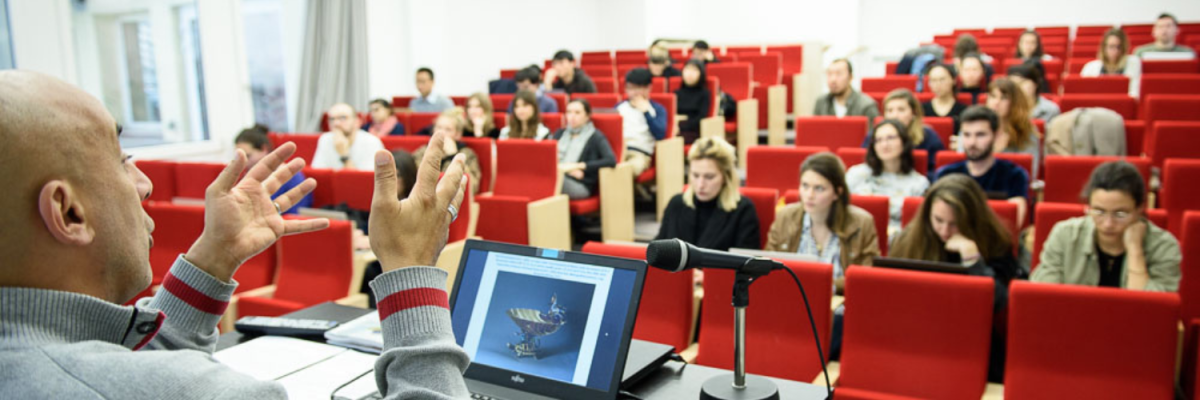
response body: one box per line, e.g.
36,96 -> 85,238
1032,161 -> 1180,291
847,119 -> 929,238
1081,28 -> 1142,98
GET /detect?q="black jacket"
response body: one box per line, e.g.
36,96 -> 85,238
552,68 -> 597,95
655,194 -> 761,251
550,128 -> 616,191
675,86 -> 711,139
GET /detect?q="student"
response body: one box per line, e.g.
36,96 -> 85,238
363,98 -> 405,137
1133,13 -> 1196,57
545,50 -> 597,95
463,93 -> 500,139
551,99 -> 617,200
766,152 -> 880,292
692,40 -> 720,64
414,109 -> 482,195
410,67 -> 454,113
984,77 -> 1041,178
233,125 -> 314,214
1082,28 -> 1143,98
860,89 -> 944,172
813,58 -> 880,121
958,54 -> 989,105
312,103 -> 385,170
1006,62 -> 1060,122
0,70 -> 470,398
615,68 -> 668,176
1014,30 -> 1053,61
922,63 -> 968,133
647,46 -> 681,78
936,106 -> 1030,223
657,137 -> 760,251
510,66 -> 558,113
847,119 -> 931,237
1033,161 -> 1180,291
499,90 -> 550,140
675,59 -> 711,144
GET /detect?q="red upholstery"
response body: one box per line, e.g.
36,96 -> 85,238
459,137 -> 495,193
924,117 -> 954,147
707,63 -> 753,101
499,69 -> 517,79
409,113 -> 440,133
1126,120 -> 1146,157
737,187 -> 778,249
1143,95 -> 1200,130
1058,94 -> 1138,120
766,44 -> 803,75
956,92 -> 987,105
850,195 -> 890,256
447,175 -> 471,243
541,112 -> 564,133
582,65 -> 615,81
832,388 -> 925,400
615,55 -> 646,66
572,93 -> 621,109
492,112 -> 507,130
580,51 -> 613,66
475,141 -> 559,245
695,260 -> 832,381
1042,156 -> 1151,203
1161,159 -> 1200,237
547,92 -> 568,113
1036,26 -> 1070,37
381,136 -> 430,152
861,76 -> 917,93
1004,281 -> 1179,400
330,169 -> 374,211
136,160 -> 176,202
581,241 -> 692,351
173,162 -> 226,200
1143,60 -> 1200,74
650,93 -> 678,138
593,77 -> 617,94
752,85 -> 770,130
1062,75 -> 1131,94
1149,122 -> 1200,169
1030,202 -> 1168,271
144,202 -> 205,284
745,146 -> 829,195
238,220 -> 354,318
1076,25 -> 1111,36
1141,74 -> 1200,99
795,116 -> 869,150
1184,212 -> 1200,324
736,53 -> 783,87
1066,58 -> 1091,75
236,244 -> 278,295
839,268 -> 994,399
301,168 -> 334,208
489,94 -> 514,111
391,96 -> 413,109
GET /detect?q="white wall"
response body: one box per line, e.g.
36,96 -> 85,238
8,0 -> 75,82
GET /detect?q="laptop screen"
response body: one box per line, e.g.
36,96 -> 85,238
450,242 -> 643,397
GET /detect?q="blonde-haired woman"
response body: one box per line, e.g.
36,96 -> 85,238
414,108 -> 482,194
463,92 -> 500,138
1081,28 -> 1142,98
655,137 -> 761,251
987,77 -> 1041,178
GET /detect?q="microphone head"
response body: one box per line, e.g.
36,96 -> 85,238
646,239 -> 687,272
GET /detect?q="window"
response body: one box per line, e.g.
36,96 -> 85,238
242,0 -> 290,132
0,0 -> 13,69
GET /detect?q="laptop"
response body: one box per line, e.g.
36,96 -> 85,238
874,256 -> 969,274
449,239 -> 649,400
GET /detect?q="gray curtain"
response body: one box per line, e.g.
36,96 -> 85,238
293,0 -> 369,132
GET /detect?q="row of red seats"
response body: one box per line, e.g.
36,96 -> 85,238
885,60 -> 1200,94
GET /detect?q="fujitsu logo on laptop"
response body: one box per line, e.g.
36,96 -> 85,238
511,375 -> 525,384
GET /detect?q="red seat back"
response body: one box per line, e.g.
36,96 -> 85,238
582,65 -> 615,81
331,169 -> 374,211
1162,159 -> 1200,237
765,44 -> 803,75
459,137 -> 495,193
649,93 -> 677,138
707,63 -> 753,101
849,195 -> 890,256
1032,202 -> 1085,271
492,140 -> 560,199
924,117 -> 954,147
489,94 -> 514,112
409,112 -> 440,133
580,51 -> 613,66
901,197 -> 1020,246
301,167 -> 334,208
735,52 -> 783,86
737,187 -> 778,249
173,162 -> 226,200
571,93 -> 621,109
840,267 -> 994,399
1126,120 -> 1146,157
273,219 -> 354,306
1042,156 -> 1151,203
1062,75 -> 1131,94
696,260 -> 832,381
581,241 -> 692,351
1005,281 -> 1179,399
541,112 -> 564,133
795,116 -> 869,150
547,92 -> 568,113
1141,74 -> 1200,98
861,76 -> 917,93
136,160 -> 176,202
1149,122 -> 1200,169
391,96 -> 413,109
589,114 -> 625,161
745,146 -> 830,195
593,77 -> 617,94
380,136 -> 429,152
1181,211 -> 1200,323
269,133 -> 320,165
1144,95 -> 1200,129
1143,60 -> 1200,74
144,202 -> 205,282
1059,94 -> 1138,120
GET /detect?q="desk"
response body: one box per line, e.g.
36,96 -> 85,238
219,303 -> 829,399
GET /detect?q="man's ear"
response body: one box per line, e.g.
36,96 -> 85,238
38,181 -> 94,246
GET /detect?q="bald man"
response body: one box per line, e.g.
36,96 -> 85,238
0,71 -> 471,399
312,103 -> 385,169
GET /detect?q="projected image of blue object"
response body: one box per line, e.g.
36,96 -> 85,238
475,271 -> 594,383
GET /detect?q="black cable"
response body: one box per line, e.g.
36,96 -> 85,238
668,352 -> 688,373
329,369 -> 374,400
777,265 -> 833,400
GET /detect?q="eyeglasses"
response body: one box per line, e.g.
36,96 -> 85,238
1086,208 -> 1133,222
329,115 -> 352,122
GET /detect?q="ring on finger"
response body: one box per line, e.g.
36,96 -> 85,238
448,204 -> 459,223
273,201 -> 283,215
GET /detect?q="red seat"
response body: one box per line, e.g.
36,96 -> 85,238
581,241 -> 692,351
765,44 -> 803,76
735,52 -> 783,87
380,136 -> 429,152
998,58 -> 1064,78
1031,202 -> 1167,271
1143,95 -> 1200,130
580,51 -> 612,67
1126,120 -> 1146,157
331,169 -> 374,211
707,63 -> 753,102
695,260 -> 832,382
475,141 -> 560,245
861,76 -> 917,93
839,268 -> 994,399
1005,281 -> 1179,399
1066,58 -> 1092,75
1058,94 -> 1138,120
570,93 -> 621,109
499,69 -> 517,79
649,93 -> 678,139
135,160 -> 176,202
1141,74 -> 1200,99
547,92 -> 568,113
795,116 -> 869,150
738,187 -> 778,249
569,114 -> 622,215
1183,211 -> 1200,323
835,148 -> 929,178
723,45 -> 762,56
1042,156 -> 1151,203
1076,25 -> 1111,36
924,117 -> 954,147
1143,60 -> 1200,74
1036,26 -> 1070,37
541,112 -> 564,133
745,146 -> 830,195
1148,122 -> 1200,170
391,96 -> 413,109
459,137 -> 495,193
850,195 -> 890,256
489,94 -> 514,112
447,175 -> 472,243
956,92 -> 988,105
268,133 -> 320,165
237,220 -> 354,318
300,167 -> 334,208
592,77 -> 617,94
615,54 -> 646,66
582,65 -> 615,81
491,112 -> 507,131
173,162 -> 226,200
144,202 -> 205,285
408,112 -> 440,133
1161,159 -> 1200,238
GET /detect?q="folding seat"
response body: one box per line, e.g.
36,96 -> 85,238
1066,58 -> 1092,75
861,76 -> 918,93
456,137 -> 494,194
330,169 -> 374,211
1160,159 -> 1200,237
233,219 -> 359,318
489,94 -> 513,111
408,112 -> 440,133
834,148 -> 929,180
541,112 -> 564,133
1122,24 -> 1154,36
1042,156 -> 1151,203
1148,122 -> 1200,170
300,167 -> 334,208
723,45 -> 761,56
1126,120 -> 1146,157
144,202 -> 206,285
173,162 -> 226,200
498,69 -> 517,80
694,260 -> 832,381
956,92 -> 987,105
570,93 -> 621,109
745,146 -> 830,197
546,92 -> 568,113
1005,281 -> 1178,399
885,61 -> 900,75
614,53 -> 646,65
836,267 -> 995,399
1042,43 -> 1069,60
579,51 -> 613,67
1181,210 -> 1200,323
737,187 -> 778,249
765,44 -> 803,77
614,49 -> 644,59
1058,94 -> 1138,120
999,58 -> 1064,78
1030,202 -> 1167,270
1143,60 -> 1200,74
850,195 -> 890,256
474,141 -> 570,249
706,63 -> 754,133
953,28 -> 987,36
581,241 -> 693,351
1143,95 -> 1200,129
795,116 -> 869,150
1141,74 -> 1200,99
1035,26 -> 1070,37
1076,25 -> 1111,36
924,117 -> 954,146
135,160 -> 176,202
1062,75 -> 1131,94
268,133 -> 321,165
592,77 -> 617,94
582,65 -> 615,81
737,53 -> 783,87
567,114 -> 635,241
380,136 -> 429,153
391,96 -> 414,109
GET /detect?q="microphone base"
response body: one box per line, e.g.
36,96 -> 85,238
699,373 -> 780,400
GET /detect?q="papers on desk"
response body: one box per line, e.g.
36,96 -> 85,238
324,312 -> 384,354
214,336 -> 377,400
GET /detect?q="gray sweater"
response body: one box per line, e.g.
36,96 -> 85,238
0,255 -> 470,399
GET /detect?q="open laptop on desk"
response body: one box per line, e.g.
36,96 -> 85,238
449,239 -> 649,400
874,256 -> 968,274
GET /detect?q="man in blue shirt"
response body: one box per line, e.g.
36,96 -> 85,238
615,68 -> 668,176
935,106 -> 1029,222
409,67 -> 454,113
510,67 -> 558,113
234,127 -> 313,214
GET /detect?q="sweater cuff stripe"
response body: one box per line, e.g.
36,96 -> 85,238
161,272 -> 230,315
378,287 -> 449,321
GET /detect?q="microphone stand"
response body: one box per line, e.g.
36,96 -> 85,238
700,258 -> 780,400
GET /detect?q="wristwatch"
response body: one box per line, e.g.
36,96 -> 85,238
339,155 -> 350,163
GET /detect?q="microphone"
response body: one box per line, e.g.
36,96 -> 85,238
645,239 -> 756,272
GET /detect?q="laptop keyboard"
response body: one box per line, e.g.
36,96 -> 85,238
352,391 -> 502,400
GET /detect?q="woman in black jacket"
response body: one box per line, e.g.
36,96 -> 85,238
674,60 -> 711,144
656,136 -> 761,251
553,99 -> 616,199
